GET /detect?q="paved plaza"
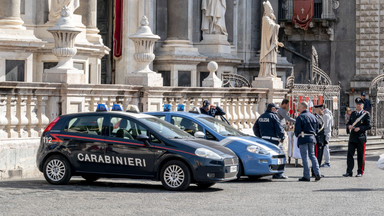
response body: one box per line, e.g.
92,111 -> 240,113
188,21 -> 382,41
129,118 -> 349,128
1,152 -> 384,216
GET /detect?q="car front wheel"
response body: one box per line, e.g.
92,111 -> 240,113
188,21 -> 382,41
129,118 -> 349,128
43,155 -> 72,185
160,160 -> 191,191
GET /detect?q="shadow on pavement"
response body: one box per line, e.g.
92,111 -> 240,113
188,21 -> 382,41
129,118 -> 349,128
313,188 -> 384,192
0,179 -> 223,193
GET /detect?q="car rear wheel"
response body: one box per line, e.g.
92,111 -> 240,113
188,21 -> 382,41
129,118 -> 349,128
81,175 -> 100,182
196,182 -> 215,189
43,155 -> 71,185
160,160 -> 191,191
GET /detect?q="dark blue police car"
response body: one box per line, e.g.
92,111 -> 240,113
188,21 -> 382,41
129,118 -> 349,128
36,104 -> 239,191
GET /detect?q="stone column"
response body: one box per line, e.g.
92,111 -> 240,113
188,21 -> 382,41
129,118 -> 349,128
84,0 -> 103,44
0,0 -> 24,29
154,0 -> 205,87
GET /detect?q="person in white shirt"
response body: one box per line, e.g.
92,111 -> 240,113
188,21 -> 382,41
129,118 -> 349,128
320,104 -> 333,168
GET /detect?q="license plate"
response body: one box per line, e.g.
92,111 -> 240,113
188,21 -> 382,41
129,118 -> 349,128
277,158 -> 284,165
230,166 -> 237,173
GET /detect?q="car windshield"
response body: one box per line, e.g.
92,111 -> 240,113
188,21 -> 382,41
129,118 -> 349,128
140,117 -> 193,139
197,117 -> 246,136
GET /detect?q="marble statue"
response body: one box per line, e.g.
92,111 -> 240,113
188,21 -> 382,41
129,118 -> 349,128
259,0 -> 284,77
48,0 -> 80,21
201,0 -> 228,35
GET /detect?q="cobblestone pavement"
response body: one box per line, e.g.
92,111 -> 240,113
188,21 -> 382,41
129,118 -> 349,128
1,153 -> 384,216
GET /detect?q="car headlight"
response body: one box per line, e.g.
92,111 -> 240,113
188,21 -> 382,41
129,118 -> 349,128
195,148 -> 222,160
247,145 -> 269,155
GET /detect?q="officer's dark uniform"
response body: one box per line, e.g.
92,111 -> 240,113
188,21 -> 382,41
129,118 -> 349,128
344,97 -> 371,177
253,109 -> 285,145
200,100 -> 226,117
313,111 -> 325,165
294,109 -> 321,181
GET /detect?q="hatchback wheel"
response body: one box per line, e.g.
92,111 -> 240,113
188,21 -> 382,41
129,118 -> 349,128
160,160 -> 191,191
43,155 -> 72,185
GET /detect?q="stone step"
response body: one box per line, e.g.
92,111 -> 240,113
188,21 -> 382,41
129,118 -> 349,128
329,136 -> 384,153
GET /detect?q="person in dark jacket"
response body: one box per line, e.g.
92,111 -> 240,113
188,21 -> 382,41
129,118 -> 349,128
294,102 -> 321,182
343,97 -> 371,177
361,92 -> 371,112
253,103 -> 287,179
312,104 -> 326,177
200,100 -> 226,117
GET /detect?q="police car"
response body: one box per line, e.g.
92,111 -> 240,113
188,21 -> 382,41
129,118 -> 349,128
36,104 -> 239,191
146,110 -> 286,179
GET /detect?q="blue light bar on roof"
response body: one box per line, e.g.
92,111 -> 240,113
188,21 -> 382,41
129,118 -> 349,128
164,104 -> 171,112
111,104 -> 123,111
96,104 -> 109,112
177,104 -> 185,111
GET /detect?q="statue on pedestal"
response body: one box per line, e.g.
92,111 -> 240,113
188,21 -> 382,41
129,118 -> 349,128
49,0 -> 80,21
201,0 -> 228,35
259,0 -> 284,77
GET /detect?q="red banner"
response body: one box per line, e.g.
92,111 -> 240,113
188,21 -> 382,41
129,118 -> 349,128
113,0 -> 123,58
292,0 -> 314,30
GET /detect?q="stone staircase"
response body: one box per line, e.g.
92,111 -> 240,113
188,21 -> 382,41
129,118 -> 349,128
330,135 -> 384,154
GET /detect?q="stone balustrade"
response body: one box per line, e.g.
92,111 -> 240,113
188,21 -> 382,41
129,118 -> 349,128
0,82 -> 287,139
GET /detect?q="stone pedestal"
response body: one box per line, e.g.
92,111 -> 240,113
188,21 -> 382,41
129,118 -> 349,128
126,72 -> 163,87
43,69 -> 85,84
202,61 -> 222,88
197,34 -> 231,54
252,77 -> 283,89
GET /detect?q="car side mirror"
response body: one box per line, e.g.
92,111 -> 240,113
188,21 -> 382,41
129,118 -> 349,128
136,135 -> 150,146
194,131 -> 205,139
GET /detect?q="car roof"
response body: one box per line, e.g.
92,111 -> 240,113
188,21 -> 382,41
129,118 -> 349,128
147,111 -> 209,118
61,111 -> 157,119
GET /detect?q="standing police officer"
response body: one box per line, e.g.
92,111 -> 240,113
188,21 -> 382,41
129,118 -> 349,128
294,102 -> 321,182
253,103 -> 287,179
343,97 -> 371,177
312,104 -> 326,177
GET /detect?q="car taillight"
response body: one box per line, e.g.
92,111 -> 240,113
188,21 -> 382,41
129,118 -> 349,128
44,116 -> 61,132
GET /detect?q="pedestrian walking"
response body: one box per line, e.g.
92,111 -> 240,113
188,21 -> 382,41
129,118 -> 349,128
253,103 -> 288,179
200,100 -> 226,117
343,97 -> 371,177
294,102 -> 321,182
320,104 -> 333,168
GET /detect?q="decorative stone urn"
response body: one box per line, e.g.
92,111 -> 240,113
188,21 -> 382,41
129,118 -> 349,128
127,16 -> 163,86
202,61 -> 223,88
43,6 -> 85,84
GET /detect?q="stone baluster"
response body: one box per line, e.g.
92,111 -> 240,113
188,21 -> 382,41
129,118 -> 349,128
171,98 -> 177,111
230,98 -> 238,129
123,97 -> 130,111
38,96 -> 50,136
223,98 -> 232,125
258,96 -> 267,115
0,96 -> 9,138
192,98 -> 199,111
7,95 -> 19,138
242,98 -> 251,129
248,98 -> 256,127
17,95 -> 29,138
27,95 -> 39,137
235,98 -> 243,130
185,98 -> 191,112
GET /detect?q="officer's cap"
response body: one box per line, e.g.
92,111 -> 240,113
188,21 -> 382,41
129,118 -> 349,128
267,103 -> 276,110
313,104 -> 324,109
202,100 -> 210,109
355,97 -> 364,104
361,92 -> 366,96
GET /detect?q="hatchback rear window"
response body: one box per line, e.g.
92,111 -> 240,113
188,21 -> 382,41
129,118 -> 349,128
65,116 -> 104,135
